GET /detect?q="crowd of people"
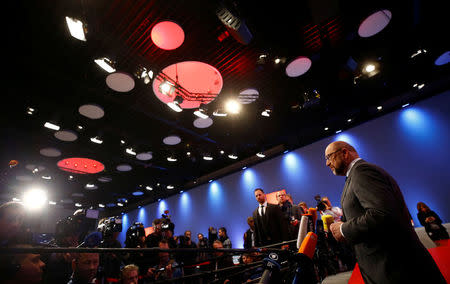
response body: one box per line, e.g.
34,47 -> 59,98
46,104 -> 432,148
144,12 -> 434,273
0,141 -> 447,284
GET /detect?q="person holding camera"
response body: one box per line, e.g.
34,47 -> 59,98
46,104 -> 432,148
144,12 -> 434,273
146,239 -> 182,282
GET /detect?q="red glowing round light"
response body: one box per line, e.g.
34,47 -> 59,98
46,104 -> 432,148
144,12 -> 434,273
151,21 -> 185,50
57,158 -> 105,174
152,61 -> 223,109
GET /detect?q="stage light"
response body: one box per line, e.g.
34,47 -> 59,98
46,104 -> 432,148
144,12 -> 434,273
256,152 -> 265,158
209,179 -> 213,183
225,99 -> 241,114
364,64 -> 375,73
228,154 -> 238,160
336,130 -> 342,134
167,95 -> 183,112
13,197 -> 21,202
324,127 -> 329,131
75,203 -> 82,207
65,16 -> 86,41
213,109 -> 228,117
41,175 -> 52,180
146,186 -> 153,191
402,103 -> 410,108
347,119 -> 352,122
194,104 -> 209,119
99,204 -> 105,208
44,122 -> 60,131
117,202 -> 124,207
126,148 -> 136,155
86,183 -> 96,189
274,58 -> 281,64
186,152 -> 191,156
120,140 -> 126,144
23,188 -> 47,210
377,106 -> 383,110
49,201 -> 57,205
242,166 -> 247,170
167,156 -> 177,162
220,150 -> 225,154
167,185 -> 174,189
261,109 -> 271,117
90,137 -> 103,144
203,155 -> 213,161
77,125 -> 83,130
159,81 -> 176,96
94,57 -> 116,73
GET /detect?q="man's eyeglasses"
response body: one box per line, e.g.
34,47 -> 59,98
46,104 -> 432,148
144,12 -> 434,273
325,149 -> 342,161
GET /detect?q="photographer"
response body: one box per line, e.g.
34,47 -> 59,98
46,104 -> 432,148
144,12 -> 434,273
146,239 -> 182,282
98,216 -> 123,281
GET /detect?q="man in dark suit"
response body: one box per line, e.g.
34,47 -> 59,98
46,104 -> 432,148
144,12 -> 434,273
252,188 -> 289,247
326,141 -> 445,284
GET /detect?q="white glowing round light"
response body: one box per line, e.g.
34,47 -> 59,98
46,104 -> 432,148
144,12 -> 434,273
225,99 -> 241,114
23,188 -> 47,210
364,64 -> 376,73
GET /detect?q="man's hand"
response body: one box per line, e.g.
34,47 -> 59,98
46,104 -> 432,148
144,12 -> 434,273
330,221 -> 345,242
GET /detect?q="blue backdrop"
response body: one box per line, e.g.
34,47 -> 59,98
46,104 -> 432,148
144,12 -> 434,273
119,90 -> 450,248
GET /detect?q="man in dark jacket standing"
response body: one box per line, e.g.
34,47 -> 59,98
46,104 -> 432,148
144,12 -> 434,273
326,141 -> 445,284
252,188 -> 289,247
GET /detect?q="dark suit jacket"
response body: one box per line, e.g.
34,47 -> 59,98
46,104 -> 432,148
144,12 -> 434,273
252,203 -> 289,247
341,159 -> 445,284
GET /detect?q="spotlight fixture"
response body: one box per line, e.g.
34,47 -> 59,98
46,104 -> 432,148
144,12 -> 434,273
336,130 -> 342,134
75,203 -> 82,207
117,202 -> 124,207
42,175 -> 52,180
402,103 -> 410,108
125,148 -> 136,156
209,179 -> 213,183
274,58 -> 281,64
213,108 -> 228,117
225,99 -> 241,114
120,140 -> 126,145
90,137 -> 103,144
44,122 -> 60,131
261,109 -> 271,117
77,125 -> 83,130
377,106 -> 383,110
256,152 -> 265,158
228,154 -> 238,160
49,201 -> 57,205
27,107 -> 35,115
136,66 -> 154,84
186,152 -> 191,156
347,119 -> 352,123
159,80 -> 176,96
220,150 -> 225,154
94,57 -> 116,73
99,204 -> 105,208
65,16 -> 86,41
361,62 -> 380,78
167,156 -> 177,162
410,48 -> 427,59
167,95 -> 183,112
324,127 -> 329,131
242,166 -> 247,170
194,104 -> 209,119
167,185 -> 174,189
146,186 -> 153,191
203,155 -> 213,161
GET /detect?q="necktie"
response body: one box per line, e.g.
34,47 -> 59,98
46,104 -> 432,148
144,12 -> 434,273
260,204 -> 265,216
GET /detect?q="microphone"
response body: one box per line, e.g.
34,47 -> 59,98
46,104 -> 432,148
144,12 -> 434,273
297,215 -> 309,249
321,215 -> 334,232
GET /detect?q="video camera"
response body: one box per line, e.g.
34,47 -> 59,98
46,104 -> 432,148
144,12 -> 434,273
97,216 -> 122,238
160,210 -> 175,232
125,222 -> 146,248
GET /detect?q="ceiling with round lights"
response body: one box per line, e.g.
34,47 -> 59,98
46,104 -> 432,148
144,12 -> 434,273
106,72 -> 135,92
193,117 -> 213,128
3,0 -> 448,212
163,135 -> 181,145
55,130 -> 78,141
57,158 -> 105,174
40,147 -> 62,157
79,104 -> 105,119
152,61 -> 223,109
151,21 -> 185,50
